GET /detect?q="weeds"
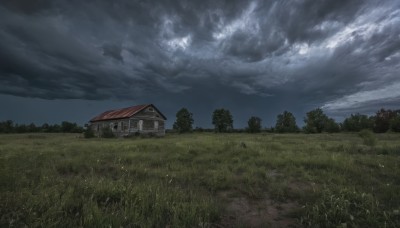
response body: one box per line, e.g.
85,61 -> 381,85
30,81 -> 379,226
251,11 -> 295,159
359,129 -> 377,147
0,133 -> 399,226
301,187 -> 400,227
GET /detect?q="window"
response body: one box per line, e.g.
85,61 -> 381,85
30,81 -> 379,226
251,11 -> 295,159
147,107 -> 154,112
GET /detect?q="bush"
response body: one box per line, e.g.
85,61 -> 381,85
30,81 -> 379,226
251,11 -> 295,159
358,129 -> 377,147
390,116 -> 400,132
83,128 -> 95,138
101,127 -> 115,138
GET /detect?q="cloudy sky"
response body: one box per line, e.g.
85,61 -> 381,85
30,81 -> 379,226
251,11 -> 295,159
0,0 -> 399,128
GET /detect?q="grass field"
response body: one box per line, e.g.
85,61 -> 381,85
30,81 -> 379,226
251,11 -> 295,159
1,133 -> 400,227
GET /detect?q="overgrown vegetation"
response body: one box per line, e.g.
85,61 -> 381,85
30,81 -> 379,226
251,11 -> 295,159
247,116 -> 262,133
275,110 -> 299,133
1,108 -> 399,135
358,129 -> 377,147
173,108 -> 194,133
100,127 -> 115,138
0,120 -> 84,133
212,108 -> 233,132
1,133 -> 399,227
83,127 -> 95,138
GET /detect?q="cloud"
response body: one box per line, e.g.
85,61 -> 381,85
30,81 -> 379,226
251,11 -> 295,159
102,43 -> 124,62
0,0 -> 399,119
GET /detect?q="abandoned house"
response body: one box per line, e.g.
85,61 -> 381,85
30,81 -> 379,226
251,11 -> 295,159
89,104 -> 167,137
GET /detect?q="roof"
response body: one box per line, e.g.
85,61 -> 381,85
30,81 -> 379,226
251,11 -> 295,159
90,104 -> 166,122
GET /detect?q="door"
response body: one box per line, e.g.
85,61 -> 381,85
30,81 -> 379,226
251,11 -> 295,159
138,120 -> 143,131
154,121 -> 159,130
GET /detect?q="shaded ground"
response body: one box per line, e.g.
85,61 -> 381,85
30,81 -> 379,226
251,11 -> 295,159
217,193 -> 300,227
216,175 -> 312,228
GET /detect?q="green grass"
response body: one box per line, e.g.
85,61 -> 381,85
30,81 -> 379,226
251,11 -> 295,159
1,133 -> 400,227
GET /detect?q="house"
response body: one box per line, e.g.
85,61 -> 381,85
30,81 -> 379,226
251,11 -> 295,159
89,104 -> 167,137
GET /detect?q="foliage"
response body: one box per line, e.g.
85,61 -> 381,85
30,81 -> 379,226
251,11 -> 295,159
343,113 -> 374,132
275,111 -> 299,133
101,127 -> 115,138
324,118 -> 341,133
84,127 -> 95,138
247,116 -> 262,133
0,120 -> 14,133
390,116 -> 400,132
61,121 -> 84,133
358,129 -> 377,147
173,108 -> 194,133
1,133 -> 400,227
302,187 -> 397,227
373,109 -> 399,133
303,108 -> 330,133
212,109 -> 233,132
0,120 -> 83,134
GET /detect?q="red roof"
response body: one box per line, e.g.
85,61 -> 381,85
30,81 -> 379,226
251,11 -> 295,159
90,104 -> 166,122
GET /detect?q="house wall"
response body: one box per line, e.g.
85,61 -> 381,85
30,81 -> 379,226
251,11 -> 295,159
90,106 -> 166,137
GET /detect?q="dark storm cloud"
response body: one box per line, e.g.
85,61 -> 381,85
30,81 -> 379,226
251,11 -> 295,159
0,0 -> 399,123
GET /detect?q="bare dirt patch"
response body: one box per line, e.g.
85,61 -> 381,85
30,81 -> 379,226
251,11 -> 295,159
216,191 -> 301,228
215,173 -> 314,228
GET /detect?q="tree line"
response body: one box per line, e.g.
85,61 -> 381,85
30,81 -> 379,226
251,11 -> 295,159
173,108 -> 400,133
1,108 -> 399,134
0,120 -> 84,134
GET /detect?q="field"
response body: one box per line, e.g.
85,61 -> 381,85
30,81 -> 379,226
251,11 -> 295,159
1,133 -> 400,227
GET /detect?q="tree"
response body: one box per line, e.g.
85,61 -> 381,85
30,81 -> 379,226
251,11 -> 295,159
373,109 -> 398,133
212,109 -> 233,132
342,113 -> 374,132
15,124 -> 28,133
173,108 -> 194,133
325,118 -> 340,133
27,123 -> 37,132
247,116 -> 262,133
61,121 -> 76,133
275,111 -> 298,133
49,124 -> 62,133
390,115 -> 400,132
0,120 -> 14,133
303,108 -> 330,133
41,123 -> 50,133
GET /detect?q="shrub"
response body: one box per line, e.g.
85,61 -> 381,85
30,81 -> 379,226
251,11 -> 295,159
390,116 -> 400,132
101,127 -> 115,138
83,128 -> 95,138
358,129 -> 377,147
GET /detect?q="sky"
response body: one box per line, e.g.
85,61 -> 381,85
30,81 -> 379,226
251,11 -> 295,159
0,0 -> 399,128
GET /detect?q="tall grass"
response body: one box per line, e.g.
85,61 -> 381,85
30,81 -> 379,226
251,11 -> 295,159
0,133 -> 399,227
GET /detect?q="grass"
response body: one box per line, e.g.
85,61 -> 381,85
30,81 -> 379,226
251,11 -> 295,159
0,133 -> 400,227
